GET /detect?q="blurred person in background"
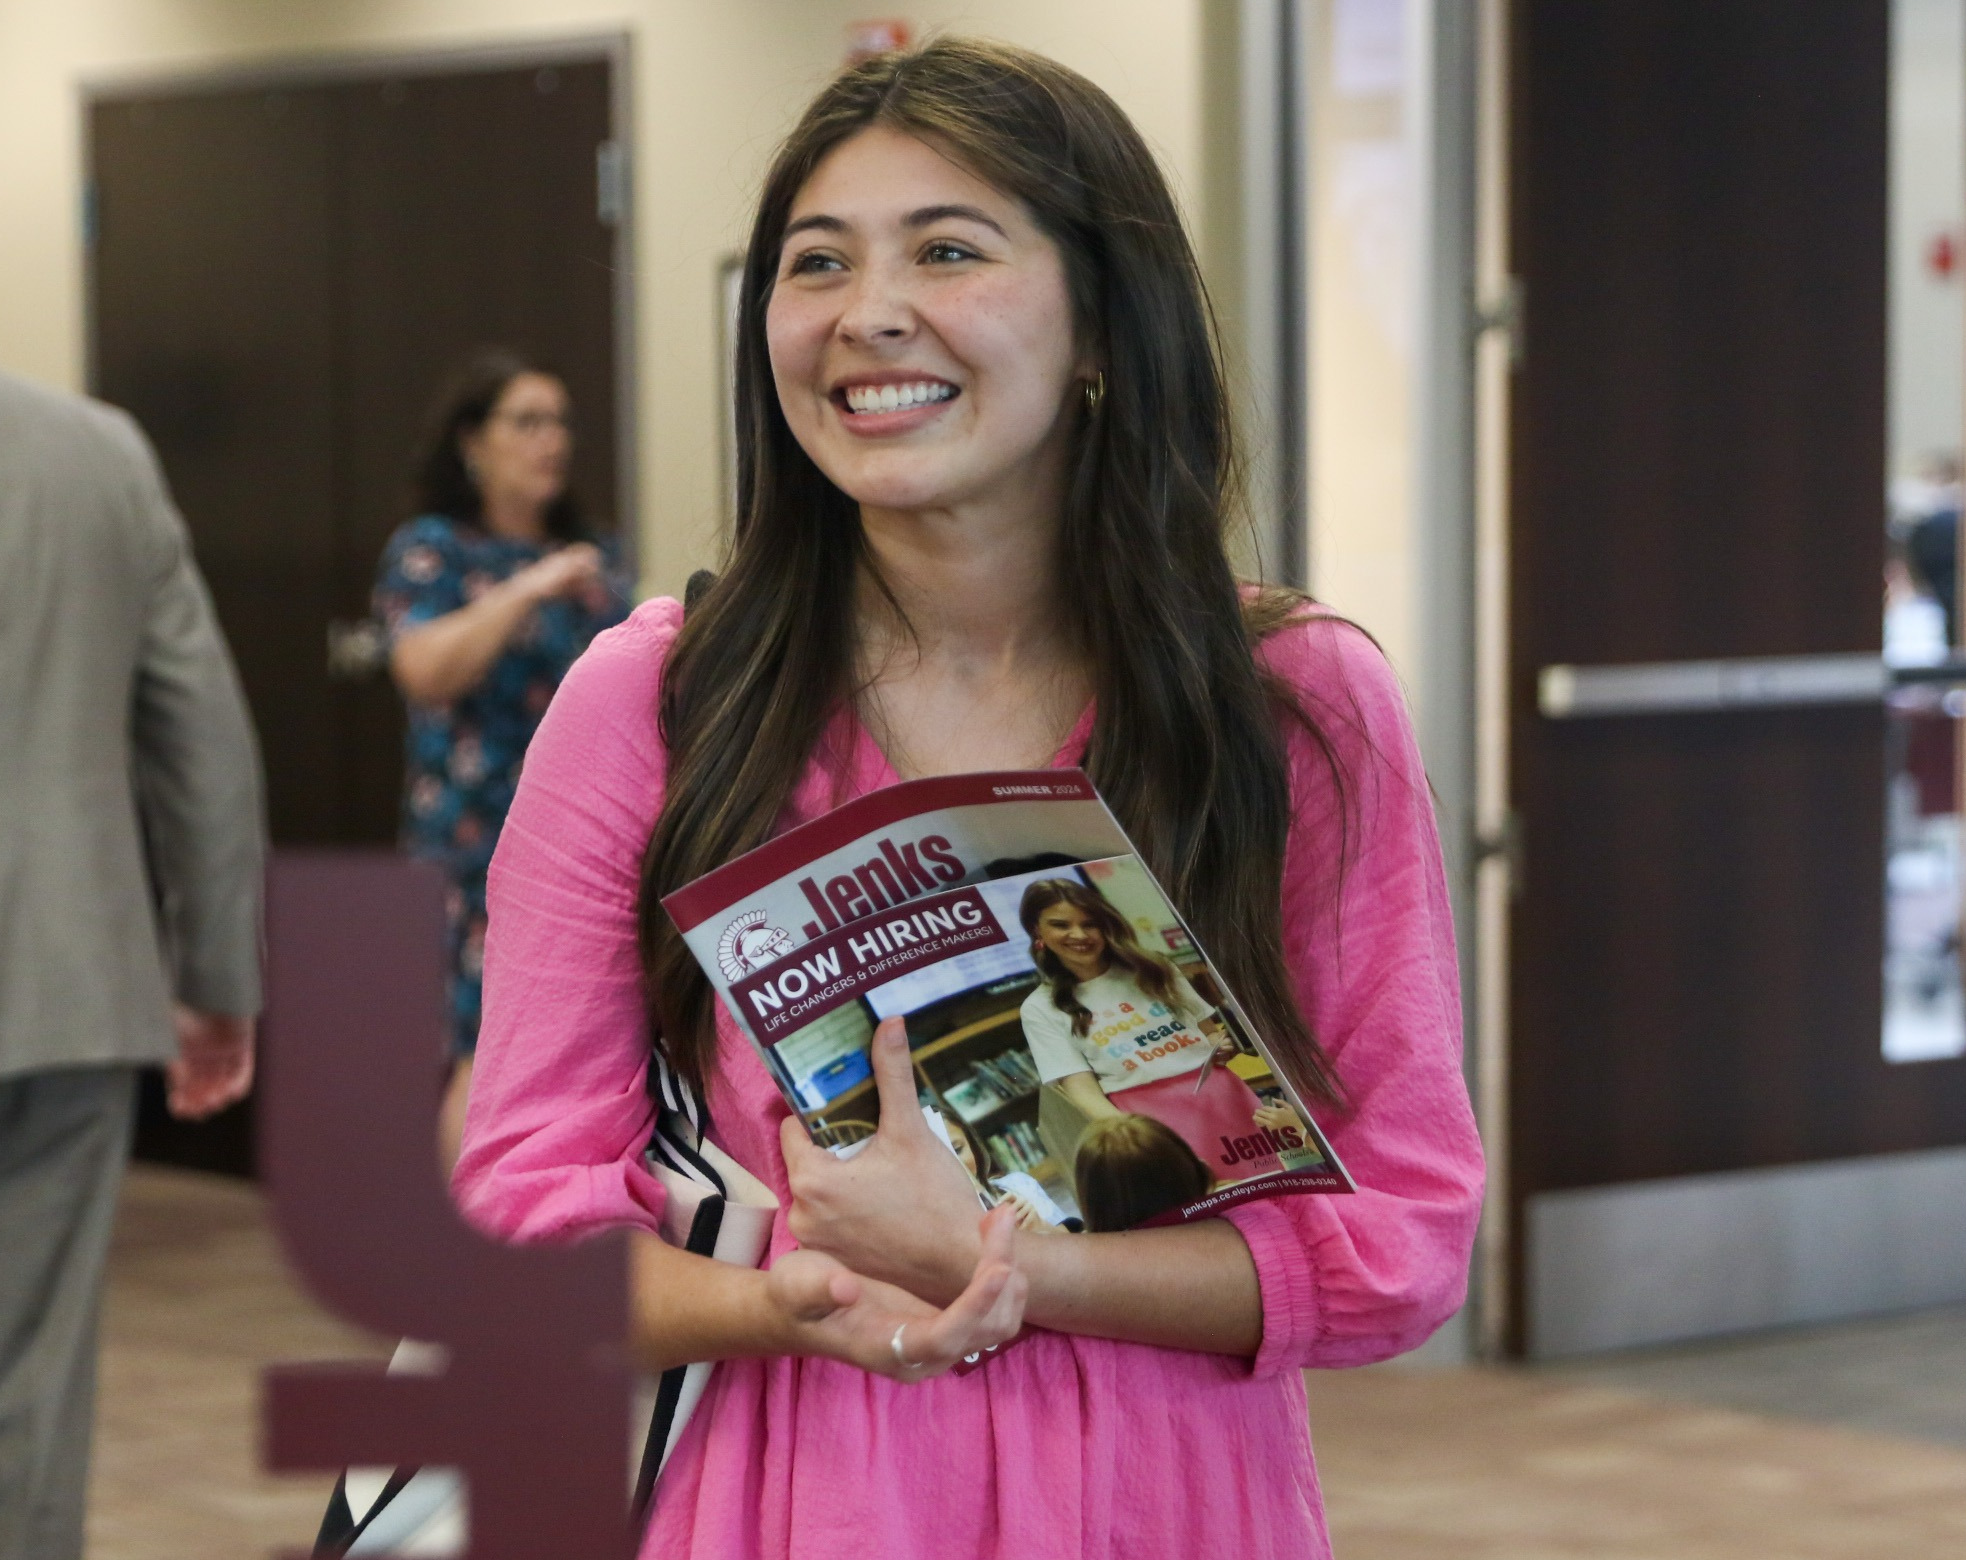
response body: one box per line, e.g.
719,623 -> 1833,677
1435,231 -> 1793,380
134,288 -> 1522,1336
372,349 -> 629,1165
0,370 -> 262,1560
1885,533 -> 1950,668
1893,451 -> 1962,650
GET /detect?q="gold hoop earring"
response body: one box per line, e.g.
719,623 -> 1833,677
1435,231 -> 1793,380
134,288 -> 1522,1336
1082,372 -> 1106,415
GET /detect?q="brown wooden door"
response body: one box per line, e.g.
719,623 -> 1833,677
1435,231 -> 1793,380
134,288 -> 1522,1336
90,88 -> 343,850
92,57 -> 620,848
88,53 -> 623,1173
1507,0 -> 1966,1352
333,63 -> 622,840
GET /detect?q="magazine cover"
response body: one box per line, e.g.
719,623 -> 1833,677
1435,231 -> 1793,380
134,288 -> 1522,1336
662,771 -> 1351,1233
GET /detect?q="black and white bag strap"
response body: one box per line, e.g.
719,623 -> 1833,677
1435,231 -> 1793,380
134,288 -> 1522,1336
645,1046 -> 726,1196
636,1048 -> 724,1524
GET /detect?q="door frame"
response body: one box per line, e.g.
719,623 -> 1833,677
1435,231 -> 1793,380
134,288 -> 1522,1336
1471,0 -> 1516,1360
79,30 -> 641,576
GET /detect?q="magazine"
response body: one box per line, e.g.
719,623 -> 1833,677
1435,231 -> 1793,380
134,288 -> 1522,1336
662,770 -> 1351,1234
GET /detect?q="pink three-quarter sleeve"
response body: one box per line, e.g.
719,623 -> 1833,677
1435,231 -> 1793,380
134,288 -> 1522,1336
451,599 -> 687,1245
1222,616 -> 1485,1376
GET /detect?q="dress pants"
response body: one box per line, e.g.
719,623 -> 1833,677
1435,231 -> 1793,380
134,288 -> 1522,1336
0,1067 -> 135,1560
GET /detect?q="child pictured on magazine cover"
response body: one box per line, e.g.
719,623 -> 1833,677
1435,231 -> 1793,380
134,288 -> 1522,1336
940,1112 -> 1073,1232
1072,1113 -> 1215,1232
1016,877 -> 1287,1179
453,35 -> 1482,1560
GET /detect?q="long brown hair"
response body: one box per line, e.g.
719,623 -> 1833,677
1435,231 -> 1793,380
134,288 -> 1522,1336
1018,878 -> 1178,1037
640,38 -> 1348,1107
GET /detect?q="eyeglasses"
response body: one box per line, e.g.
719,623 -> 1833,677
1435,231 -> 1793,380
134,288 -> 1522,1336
490,409 -> 575,437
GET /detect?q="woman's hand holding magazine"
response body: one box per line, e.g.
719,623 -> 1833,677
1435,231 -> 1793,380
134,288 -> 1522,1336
780,1018 -> 993,1307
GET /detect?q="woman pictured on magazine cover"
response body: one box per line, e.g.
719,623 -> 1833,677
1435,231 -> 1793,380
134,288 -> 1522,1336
453,36 -> 1482,1560
1016,877 -> 1288,1179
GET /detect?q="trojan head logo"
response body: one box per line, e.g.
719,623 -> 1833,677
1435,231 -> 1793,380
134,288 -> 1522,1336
716,909 -> 794,982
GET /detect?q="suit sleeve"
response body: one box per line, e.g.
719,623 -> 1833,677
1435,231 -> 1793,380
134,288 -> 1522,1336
1221,616 -> 1484,1374
121,417 -> 266,1015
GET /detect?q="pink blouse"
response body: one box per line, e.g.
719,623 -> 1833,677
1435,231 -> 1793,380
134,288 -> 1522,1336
453,597 -> 1483,1560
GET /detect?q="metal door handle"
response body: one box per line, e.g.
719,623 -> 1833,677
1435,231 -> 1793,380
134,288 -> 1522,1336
1538,653 -> 1889,718
326,619 -> 390,680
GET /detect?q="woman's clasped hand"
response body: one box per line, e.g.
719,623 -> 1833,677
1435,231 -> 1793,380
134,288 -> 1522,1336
765,1200 -> 1025,1383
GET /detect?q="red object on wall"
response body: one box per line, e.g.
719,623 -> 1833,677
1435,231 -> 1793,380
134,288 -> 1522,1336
1928,230 -> 1958,280
259,853 -> 633,1560
846,20 -> 912,64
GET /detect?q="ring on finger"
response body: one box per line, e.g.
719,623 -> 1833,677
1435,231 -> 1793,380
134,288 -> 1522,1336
891,1322 -> 922,1373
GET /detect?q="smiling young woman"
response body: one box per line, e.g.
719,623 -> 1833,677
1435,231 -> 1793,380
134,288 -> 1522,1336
452,37 -> 1482,1560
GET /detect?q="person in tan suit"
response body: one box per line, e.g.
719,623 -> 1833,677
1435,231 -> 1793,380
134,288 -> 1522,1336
0,370 -> 264,1560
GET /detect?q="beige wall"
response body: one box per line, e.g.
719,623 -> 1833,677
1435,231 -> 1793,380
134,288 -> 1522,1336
1301,0 -> 1419,684
1889,0 -> 1965,488
0,0 -> 1205,599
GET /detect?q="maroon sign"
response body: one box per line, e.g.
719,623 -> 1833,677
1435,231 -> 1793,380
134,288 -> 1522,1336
259,852 -> 632,1560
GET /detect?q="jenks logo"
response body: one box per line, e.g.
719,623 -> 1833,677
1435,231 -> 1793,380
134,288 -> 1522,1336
1217,1122 -> 1305,1169
794,832 -> 965,937
716,908 -> 795,981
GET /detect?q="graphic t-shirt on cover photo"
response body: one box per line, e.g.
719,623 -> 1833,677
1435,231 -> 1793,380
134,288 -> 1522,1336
1019,968 -> 1215,1092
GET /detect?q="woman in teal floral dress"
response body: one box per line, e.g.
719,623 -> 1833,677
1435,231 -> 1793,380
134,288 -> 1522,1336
373,349 -> 629,1158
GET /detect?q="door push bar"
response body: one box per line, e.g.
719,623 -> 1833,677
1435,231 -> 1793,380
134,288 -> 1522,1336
1535,653 -> 1966,719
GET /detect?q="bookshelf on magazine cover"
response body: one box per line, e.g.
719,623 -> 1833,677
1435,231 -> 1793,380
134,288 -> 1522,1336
663,770 -> 1351,1235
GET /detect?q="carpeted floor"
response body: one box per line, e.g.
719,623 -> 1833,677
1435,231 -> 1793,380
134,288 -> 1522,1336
86,1167 -> 384,1560
1544,1303 -> 1966,1449
1306,1364 -> 1966,1559
87,1164 -> 1966,1559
